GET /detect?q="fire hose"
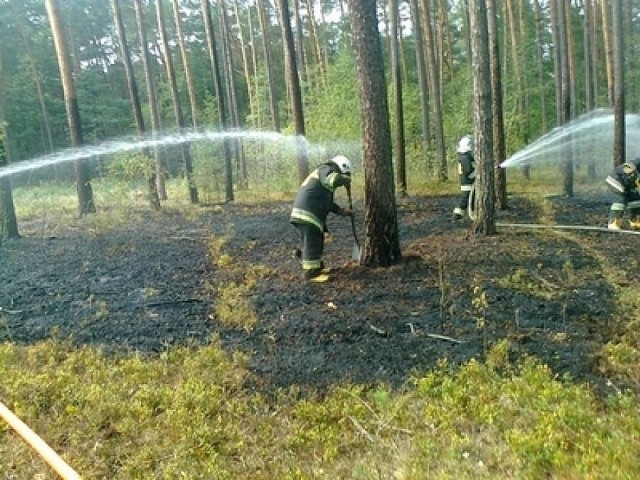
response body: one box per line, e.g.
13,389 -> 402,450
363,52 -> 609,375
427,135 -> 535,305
496,222 -> 640,235
0,401 -> 82,479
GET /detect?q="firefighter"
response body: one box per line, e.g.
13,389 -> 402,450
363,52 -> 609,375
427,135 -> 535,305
290,155 -> 353,283
605,158 -> 640,230
454,134 -> 476,220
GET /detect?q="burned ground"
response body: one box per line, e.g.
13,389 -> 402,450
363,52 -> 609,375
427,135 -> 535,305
1,193 -> 637,395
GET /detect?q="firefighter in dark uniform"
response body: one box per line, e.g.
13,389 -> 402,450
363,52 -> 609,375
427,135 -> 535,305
290,155 -> 353,283
454,134 -> 475,220
605,157 -> 640,230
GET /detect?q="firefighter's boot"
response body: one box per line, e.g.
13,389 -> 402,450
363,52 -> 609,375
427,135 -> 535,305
305,268 -> 329,283
628,218 -> 640,230
627,209 -> 640,230
608,217 -> 623,230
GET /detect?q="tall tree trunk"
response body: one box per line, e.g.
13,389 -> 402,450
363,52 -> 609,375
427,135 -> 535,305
112,0 -> 160,209
532,0 -> 547,132
505,0 -> 523,142
420,0 -> 446,180
390,0 -> 406,196
347,0 -> 401,267
437,0 -> 453,82
156,0 -> 198,204
247,0 -> 260,129
257,0 -> 280,131
277,0 -> 308,183
292,0 -> 307,83
45,0 -> 95,216
612,0 -> 625,166
555,0 -> 573,197
171,0 -> 199,130
487,0 -> 506,210
201,0 -> 234,202
408,0 -> 431,168
624,0 -> 635,110
219,0 -> 244,181
134,0 -> 166,200
584,0 -> 597,179
600,0 -> 614,106
0,55 -> 19,239
591,0 -> 600,103
0,137 -> 19,239
462,0 -> 472,66
564,1 -> 577,119
469,0 -> 495,235
305,0 -> 326,87
233,0 -> 256,122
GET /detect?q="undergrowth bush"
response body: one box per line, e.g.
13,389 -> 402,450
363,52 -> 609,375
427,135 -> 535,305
1,340 -> 639,479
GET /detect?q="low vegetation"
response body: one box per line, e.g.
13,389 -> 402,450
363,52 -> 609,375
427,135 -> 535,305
2,338 -> 639,479
1,177 -> 639,479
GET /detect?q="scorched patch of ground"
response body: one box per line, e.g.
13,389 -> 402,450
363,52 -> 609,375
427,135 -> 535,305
1,194 -> 636,395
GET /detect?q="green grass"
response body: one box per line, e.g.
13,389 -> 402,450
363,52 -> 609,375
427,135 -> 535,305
2,175 -> 639,478
1,340 -> 639,479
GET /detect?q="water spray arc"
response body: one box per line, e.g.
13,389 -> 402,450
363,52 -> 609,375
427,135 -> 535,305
500,109 -> 640,170
0,129 -> 311,180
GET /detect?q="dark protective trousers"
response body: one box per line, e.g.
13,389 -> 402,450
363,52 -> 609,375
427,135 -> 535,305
293,222 -> 324,272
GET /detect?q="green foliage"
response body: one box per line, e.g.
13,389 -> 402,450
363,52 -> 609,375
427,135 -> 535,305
304,52 -> 361,148
105,152 -> 155,182
2,340 -> 639,479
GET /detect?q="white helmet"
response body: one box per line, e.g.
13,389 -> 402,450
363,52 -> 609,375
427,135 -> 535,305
457,135 -> 473,153
331,155 -> 352,175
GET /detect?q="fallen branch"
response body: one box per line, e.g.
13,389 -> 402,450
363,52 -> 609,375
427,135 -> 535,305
425,332 -> 464,344
0,306 -> 22,315
348,416 -> 375,443
369,324 -> 386,335
144,299 -> 204,308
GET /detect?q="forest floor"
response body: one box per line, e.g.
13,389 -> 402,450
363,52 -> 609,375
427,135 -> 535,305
1,192 -> 638,395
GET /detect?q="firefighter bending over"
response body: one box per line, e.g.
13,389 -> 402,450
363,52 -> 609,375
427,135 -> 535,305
290,155 -> 353,283
605,158 -> 640,230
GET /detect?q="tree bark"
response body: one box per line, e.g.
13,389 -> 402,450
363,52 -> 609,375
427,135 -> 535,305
0,54 -> 19,239
420,0 -> 446,180
277,0 -> 309,183
45,0 -> 95,216
171,0 -> 200,130
257,0 -> 280,131
408,0 -> 431,168
390,0 -> 406,196
347,0 -> 401,267
156,0 -> 198,204
487,0 -> 506,210
612,0 -> 625,166
600,0 -> 614,106
201,0 -> 234,202
134,0 -> 166,201
583,0 -> 597,179
469,0 -> 495,235
111,0 -> 160,209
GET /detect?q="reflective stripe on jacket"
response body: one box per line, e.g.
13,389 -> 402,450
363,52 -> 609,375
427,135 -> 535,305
290,163 -> 349,232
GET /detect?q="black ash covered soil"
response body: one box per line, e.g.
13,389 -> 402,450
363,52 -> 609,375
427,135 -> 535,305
1,193 -> 637,394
